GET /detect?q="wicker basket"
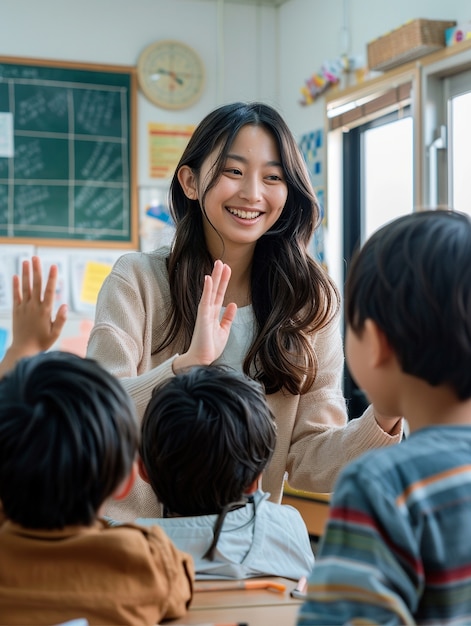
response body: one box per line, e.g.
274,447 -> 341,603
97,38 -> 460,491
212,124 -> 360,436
368,19 -> 456,71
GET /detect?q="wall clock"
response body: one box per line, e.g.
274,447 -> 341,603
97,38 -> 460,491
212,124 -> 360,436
137,40 -> 205,110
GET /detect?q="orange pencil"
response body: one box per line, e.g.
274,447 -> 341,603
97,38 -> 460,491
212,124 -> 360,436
194,579 -> 287,593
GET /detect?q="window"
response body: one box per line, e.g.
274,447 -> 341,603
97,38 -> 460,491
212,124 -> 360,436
342,109 -> 413,419
446,72 -> 471,216
363,115 -> 413,241
325,43 -> 471,418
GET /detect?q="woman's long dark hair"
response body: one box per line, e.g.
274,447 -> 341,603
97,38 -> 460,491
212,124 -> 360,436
156,102 -> 340,395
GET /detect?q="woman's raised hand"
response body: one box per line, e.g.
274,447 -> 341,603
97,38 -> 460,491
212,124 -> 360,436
0,256 -> 68,377
172,260 -> 237,373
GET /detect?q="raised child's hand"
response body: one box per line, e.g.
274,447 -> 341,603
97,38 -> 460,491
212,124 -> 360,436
172,259 -> 237,373
0,256 -> 68,378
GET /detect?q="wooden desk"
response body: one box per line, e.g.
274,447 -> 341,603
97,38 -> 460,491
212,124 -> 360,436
167,603 -> 301,625
282,487 -> 331,539
166,577 -> 303,626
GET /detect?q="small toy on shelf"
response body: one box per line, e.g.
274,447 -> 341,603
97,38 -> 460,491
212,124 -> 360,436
299,54 -> 362,106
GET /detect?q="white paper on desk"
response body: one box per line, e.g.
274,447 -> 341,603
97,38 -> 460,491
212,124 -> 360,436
0,112 -> 14,158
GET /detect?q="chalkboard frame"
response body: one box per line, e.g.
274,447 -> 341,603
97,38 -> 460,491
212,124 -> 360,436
0,55 -> 137,248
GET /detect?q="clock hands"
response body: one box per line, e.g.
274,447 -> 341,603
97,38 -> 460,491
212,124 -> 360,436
150,68 -> 184,85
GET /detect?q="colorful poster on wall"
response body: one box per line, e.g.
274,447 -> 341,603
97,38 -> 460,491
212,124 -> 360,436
139,186 -> 175,253
149,123 -> 195,179
69,252 -> 122,313
0,327 -> 8,361
298,129 -> 326,267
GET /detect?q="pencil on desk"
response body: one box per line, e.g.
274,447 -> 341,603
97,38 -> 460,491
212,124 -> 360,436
194,579 -> 287,593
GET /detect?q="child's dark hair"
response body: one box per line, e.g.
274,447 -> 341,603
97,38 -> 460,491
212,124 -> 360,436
345,209 -> 471,399
0,351 -> 139,528
140,364 -> 277,517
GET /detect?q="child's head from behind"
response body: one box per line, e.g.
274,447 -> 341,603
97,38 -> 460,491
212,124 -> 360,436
345,209 -> 471,400
140,365 -> 277,516
0,351 -> 139,529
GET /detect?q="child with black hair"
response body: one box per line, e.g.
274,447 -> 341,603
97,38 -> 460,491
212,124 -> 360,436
0,258 -> 193,626
134,364 -> 315,580
298,209 -> 471,625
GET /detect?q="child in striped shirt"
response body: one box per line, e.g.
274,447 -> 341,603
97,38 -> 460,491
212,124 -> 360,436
298,209 -> 471,625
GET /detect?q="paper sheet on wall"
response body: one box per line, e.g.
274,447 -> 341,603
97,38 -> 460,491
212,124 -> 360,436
80,261 -> 113,305
0,112 -> 14,158
59,319 -> 94,357
0,267 -> 11,311
148,123 -> 194,179
70,252 -> 122,313
298,129 -> 326,267
0,327 -> 8,360
25,251 -> 69,312
0,245 -> 35,311
139,186 -> 175,252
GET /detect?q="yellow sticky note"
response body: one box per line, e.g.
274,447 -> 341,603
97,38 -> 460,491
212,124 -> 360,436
80,261 -> 112,305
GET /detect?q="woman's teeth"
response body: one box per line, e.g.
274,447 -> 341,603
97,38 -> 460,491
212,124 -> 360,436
227,208 -> 261,219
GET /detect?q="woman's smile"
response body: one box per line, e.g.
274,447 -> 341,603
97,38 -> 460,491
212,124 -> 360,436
226,206 -> 263,221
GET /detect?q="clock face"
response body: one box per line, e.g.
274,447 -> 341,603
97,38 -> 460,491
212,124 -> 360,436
137,40 -> 205,110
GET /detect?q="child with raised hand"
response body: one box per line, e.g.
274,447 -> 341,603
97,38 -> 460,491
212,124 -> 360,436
134,364 -> 314,580
0,255 -> 67,378
0,258 -> 193,626
298,209 -> 471,625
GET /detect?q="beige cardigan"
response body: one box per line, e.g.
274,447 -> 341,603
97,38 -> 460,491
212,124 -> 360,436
87,248 -> 402,522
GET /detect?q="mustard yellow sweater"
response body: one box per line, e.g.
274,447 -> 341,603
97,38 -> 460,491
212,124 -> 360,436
0,517 -> 193,625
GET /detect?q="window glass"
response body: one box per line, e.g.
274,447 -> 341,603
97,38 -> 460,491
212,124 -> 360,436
363,117 -> 413,241
450,91 -> 471,217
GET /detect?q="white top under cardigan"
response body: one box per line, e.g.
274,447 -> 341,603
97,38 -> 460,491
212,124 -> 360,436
216,304 -> 255,371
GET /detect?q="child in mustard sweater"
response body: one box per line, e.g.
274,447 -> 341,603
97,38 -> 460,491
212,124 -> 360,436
0,257 -> 193,626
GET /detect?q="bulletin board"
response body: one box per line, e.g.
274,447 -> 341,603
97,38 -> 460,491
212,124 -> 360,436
0,56 -> 137,248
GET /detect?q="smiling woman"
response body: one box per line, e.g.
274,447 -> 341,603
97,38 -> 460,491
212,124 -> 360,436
86,101 -> 403,524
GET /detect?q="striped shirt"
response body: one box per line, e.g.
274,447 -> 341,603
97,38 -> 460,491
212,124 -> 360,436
297,425 -> 471,625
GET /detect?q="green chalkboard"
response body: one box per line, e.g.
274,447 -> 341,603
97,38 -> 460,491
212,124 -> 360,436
0,56 -> 137,247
